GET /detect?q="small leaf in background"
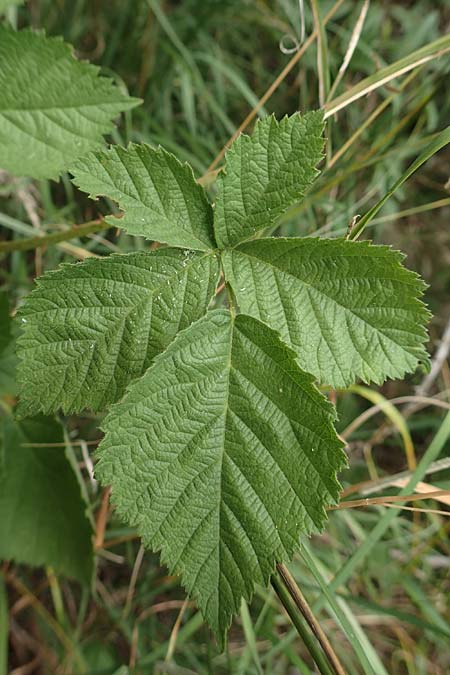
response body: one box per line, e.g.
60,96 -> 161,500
71,144 -> 216,250
0,26 -> 140,180
97,310 -> 345,644
213,111 -> 324,247
0,416 -> 93,584
222,237 -> 430,388
17,249 -> 219,416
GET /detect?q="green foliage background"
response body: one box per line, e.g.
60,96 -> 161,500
1,1 -> 450,673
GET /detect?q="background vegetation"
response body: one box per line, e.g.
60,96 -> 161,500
1,0 -> 450,673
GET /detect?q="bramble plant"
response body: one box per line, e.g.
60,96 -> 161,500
1,24 -> 432,651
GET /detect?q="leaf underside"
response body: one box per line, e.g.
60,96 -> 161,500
97,310 -> 346,645
213,111 -> 324,248
222,237 -> 430,388
0,26 -> 139,180
70,144 -> 215,250
0,416 -> 93,584
17,249 -> 219,415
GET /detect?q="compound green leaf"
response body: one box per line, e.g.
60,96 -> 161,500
0,415 -> 93,584
17,249 -> 219,415
97,310 -> 345,645
0,26 -> 140,180
71,144 -> 215,250
213,111 -> 324,247
222,238 -> 430,388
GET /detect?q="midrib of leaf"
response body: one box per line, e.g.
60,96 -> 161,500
98,310 -> 345,641
228,356 -> 339,500
231,138 -> 314,224
215,314 -> 234,630
230,248 -> 422,362
19,258 -> 191,378
98,149 -> 212,250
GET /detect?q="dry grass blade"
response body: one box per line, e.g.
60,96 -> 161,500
391,479 -> 450,506
332,488 -> 450,510
5,574 -> 74,657
342,395 -> 450,440
206,0 -> 344,172
341,457 -> 450,498
327,0 -> 370,102
165,598 -> 189,663
384,505 -> 450,517
123,545 -> 145,618
349,385 -> 417,470
416,316 -> 450,397
324,35 -> 450,118
311,0 -> 330,107
94,487 -> 112,550
328,67 -> 420,168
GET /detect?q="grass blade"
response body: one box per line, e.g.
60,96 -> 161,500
314,411 -> 450,610
350,124 -> 450,239
300,545 -> 387,675
327,0 -> 371,102
239,598 -> 263,675
311,0 -> 330,107
349,385 -> 416,470
325,34 -> 450,118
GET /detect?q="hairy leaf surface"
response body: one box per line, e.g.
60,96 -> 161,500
0,416 -> 93,583
222,238 -> 430,387
17,249 -> 219,415
71,144 -> 215,250
0,26 -> 139,180
213,112 -> 324,247
97,310 -> 345,644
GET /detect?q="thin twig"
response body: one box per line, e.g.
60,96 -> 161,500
0,220 -> 106,254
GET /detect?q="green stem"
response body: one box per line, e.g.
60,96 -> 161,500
0,220 -> 109,254
271,572 -> 335,675
46,567 -> 66,627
